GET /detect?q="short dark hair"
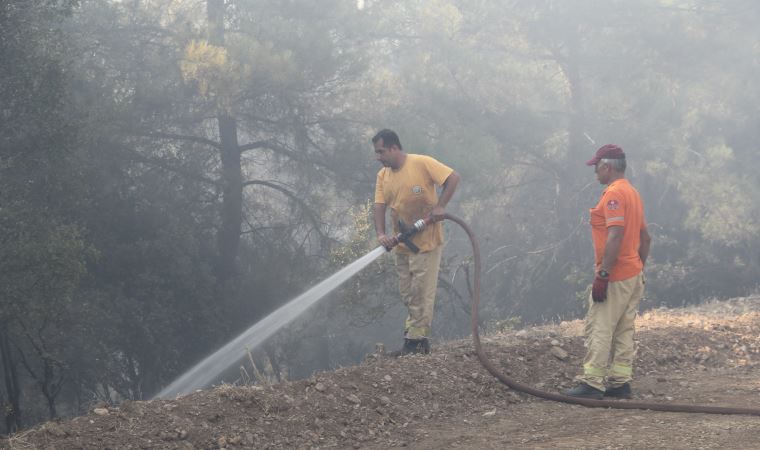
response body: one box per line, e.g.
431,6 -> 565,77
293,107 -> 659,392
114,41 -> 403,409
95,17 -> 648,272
372,129 -> 402,150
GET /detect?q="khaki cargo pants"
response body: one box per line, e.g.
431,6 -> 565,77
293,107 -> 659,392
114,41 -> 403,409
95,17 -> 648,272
576,273 -> 645,391
395,245 -> 443,339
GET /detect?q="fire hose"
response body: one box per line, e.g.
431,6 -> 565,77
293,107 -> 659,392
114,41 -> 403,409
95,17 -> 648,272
394,214 -> 760,416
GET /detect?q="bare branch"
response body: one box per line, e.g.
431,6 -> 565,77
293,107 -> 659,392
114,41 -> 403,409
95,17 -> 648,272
135,131 -> 221,149
114,144 -> 221,187
239,139 -> 332,169
242,180 -> 325,234
238,140 -> 274,152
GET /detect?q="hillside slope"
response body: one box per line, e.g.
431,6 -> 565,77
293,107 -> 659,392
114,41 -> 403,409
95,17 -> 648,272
5,297 -> 760,449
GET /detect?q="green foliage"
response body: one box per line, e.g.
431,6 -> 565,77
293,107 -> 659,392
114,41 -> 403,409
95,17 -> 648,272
329,201 -> 376,267
1,0 -> 95,426
180,40 -> 230,97
485,316 -> 522,335
670,143 -> 760,246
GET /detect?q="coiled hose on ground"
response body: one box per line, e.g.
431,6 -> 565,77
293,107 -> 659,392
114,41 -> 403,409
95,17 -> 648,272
444,213 -> 760,416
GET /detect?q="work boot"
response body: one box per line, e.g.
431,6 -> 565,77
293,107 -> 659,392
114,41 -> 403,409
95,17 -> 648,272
604,383 -> 632,399
390,338 -> 430,357
562,383 -> 604,400
411,338 -> 430,354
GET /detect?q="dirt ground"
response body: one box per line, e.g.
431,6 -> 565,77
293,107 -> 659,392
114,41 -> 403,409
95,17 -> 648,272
4,296 -> 760,450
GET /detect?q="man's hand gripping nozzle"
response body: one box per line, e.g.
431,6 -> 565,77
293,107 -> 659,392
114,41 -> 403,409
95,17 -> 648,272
383,217 -> 435,253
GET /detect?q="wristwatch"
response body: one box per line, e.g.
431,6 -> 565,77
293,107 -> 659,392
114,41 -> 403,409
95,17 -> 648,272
598,269 -> 610,278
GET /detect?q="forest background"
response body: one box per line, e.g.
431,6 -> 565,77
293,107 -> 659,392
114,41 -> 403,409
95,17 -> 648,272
2,0 -> 759,433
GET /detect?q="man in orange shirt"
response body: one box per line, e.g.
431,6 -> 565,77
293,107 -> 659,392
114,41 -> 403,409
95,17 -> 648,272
563,144 -> 651,399
373,129 -> 460,355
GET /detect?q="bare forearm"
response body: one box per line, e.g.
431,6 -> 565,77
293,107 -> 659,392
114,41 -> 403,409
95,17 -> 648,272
639,228 -> 651,265
600,226 -> 624,273
437,172 -> 460,208
374,203 -> 387,236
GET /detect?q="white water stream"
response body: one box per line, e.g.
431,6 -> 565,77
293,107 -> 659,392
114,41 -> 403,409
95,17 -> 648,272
154,245 -> 387,399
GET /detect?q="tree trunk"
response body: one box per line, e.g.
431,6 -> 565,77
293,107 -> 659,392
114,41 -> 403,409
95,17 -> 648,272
216,115 -> 243,281
207,0 -> 243,282
563,31 -> 585,162
558,31 -> 591,267
40,361 -> 60,420
43,387 -> 58,420
0,329 -> 22,433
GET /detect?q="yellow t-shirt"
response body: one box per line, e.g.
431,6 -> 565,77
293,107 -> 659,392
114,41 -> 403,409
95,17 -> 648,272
374,154 -> 454,253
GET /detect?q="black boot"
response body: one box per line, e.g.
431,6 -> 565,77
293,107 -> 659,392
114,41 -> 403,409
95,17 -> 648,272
391,338 -> 430,356
404,338 -> 430,355
604,383 -> 632,399
562,383 -> 604,400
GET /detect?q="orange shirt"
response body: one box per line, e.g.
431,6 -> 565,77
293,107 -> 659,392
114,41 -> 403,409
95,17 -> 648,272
375,154 -> 453,253
590,178 -> 646,281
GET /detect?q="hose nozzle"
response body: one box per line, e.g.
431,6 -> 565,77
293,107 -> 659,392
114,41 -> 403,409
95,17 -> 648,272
412,218 -> 429,232
386,216 -> 435,253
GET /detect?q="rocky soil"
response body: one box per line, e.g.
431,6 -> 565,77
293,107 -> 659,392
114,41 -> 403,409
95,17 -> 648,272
4,296 -> 760,450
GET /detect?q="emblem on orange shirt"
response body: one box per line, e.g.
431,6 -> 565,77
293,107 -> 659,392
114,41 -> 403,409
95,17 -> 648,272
412,185 -> 422,194
606,199 -> 620,210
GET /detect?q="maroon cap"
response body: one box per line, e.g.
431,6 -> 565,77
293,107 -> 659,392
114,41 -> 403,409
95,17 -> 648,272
585,144 -> 625,166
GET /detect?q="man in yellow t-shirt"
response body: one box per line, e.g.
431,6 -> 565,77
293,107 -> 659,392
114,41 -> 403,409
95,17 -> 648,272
563,144 -> 651,400
372,129 -> 460,355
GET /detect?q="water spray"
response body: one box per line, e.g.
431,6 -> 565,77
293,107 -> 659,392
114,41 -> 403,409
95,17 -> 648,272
154,246 -> 388,399
154,217 -> 432,399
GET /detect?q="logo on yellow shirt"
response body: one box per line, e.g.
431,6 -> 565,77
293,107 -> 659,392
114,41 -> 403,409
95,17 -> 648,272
412,185 -> 422,195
